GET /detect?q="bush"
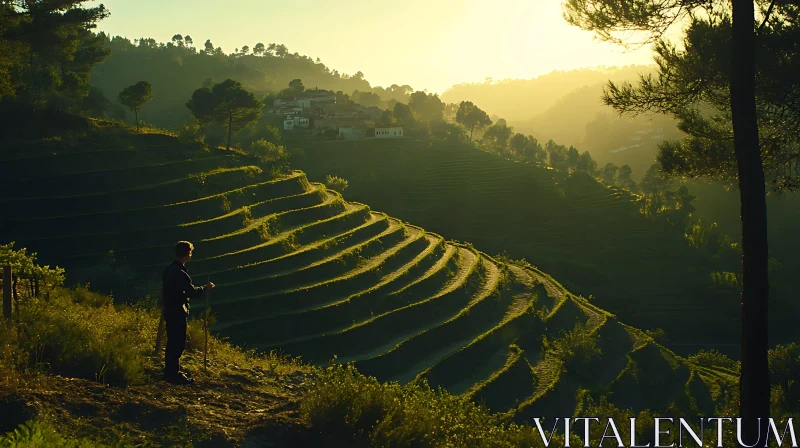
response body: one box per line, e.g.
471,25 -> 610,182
769,343 -> 800,414
324,175 -> 348,194
175,119 -> 205,145
10,289 -> 155,386
0,417 -> 101,448
248,139 -> 290,173
300,363 -> 552,448
687,349 -> 739,371
67,284 -> 114,307
546,323 -> 602,375
186,312 -> 216,352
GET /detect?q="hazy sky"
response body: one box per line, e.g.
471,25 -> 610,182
94,0 -> 656,93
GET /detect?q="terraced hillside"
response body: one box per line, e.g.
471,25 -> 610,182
0,126 -> 734,419
291,138 -> 742,354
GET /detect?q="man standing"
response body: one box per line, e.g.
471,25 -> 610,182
162,241 -> 214,384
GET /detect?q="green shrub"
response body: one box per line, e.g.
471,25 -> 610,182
175,119 -> 204,145
687,349 -> 739,371
186,313 -> 216,352
0,417 -> 101,448
248,139 -> 290,173
12,289 -> 155,386
325,175 -> 348,194
769,343 -> 800,414
545,323 -> 602,375
67,284 -> 114,308
300,363 -> 551,448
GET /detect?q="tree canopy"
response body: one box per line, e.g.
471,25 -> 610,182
455,101 -> 492,141
408,91 -> 445,123
0,0 -> 110,114
186,79 -> 262,150
118,81 -> 153,130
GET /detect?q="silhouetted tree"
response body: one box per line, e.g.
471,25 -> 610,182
203,39 -> 214,55
546,140 -> 569,171
566,146 -> 580,170
186,79 -> 262,150
616,164 -> 637,191
408,91 -> 445,122
1,0 -> 110,111
483,119 -> 513,153
565,0 -> 776,428
253,42 -> 265,56
352,90 -> 381,108
455,101 -> 492,141
639,163 -> 670,216
118,81 -> 154,130
600,163 -> 618,184
289,79 -> 305,93
576,151 -> 597,174
392,102 -> 414,126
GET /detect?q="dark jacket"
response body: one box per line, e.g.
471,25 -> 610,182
162,260 -> 205,320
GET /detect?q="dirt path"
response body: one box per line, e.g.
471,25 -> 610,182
1,354 -> 315,447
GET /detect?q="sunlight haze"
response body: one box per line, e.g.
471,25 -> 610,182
94,0 -> 656,93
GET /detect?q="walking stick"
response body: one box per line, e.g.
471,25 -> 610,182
155,313 -> 166,354
204,277 -> 210,372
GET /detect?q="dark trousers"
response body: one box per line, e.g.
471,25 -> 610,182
164,317 -> 187,376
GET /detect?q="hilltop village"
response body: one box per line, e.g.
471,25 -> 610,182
268,88 -> 405,140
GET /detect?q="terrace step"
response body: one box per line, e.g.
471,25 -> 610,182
469,345 -> 537,414
189,205 -> 375,274
419,268 -> 558,394
207,226 -> 429,328
281,246 -> 483,365
196,212 -> 390,280
61,202 -> 371,273
21,186 -> 334,259
0,172 -> 309,237
355,256 -> 506,382
1,155 -> 236,199
232,235 -> 449,349
0,167 -> 296,219
212,219 -> 407,299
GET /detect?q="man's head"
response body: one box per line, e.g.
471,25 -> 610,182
175,241 -> 194,264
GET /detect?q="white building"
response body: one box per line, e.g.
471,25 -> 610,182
283,115 -> 310,130
375,127 -> 404,138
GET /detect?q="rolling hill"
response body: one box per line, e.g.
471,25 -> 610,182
0,123 -> 733,420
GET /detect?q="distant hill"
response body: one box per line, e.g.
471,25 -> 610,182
441,66 -> 684,180
0,122 -> 731,420
440,67 -> 649,122
90,35 -> 400,130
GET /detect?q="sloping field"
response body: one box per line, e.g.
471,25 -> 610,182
0,128 -> 732,418
291,139 -> 741,354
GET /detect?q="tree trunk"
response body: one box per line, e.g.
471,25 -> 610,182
12,277 -> 19,328
135,109 -> 139,131
731,0 -> 770,445
227,112 -> 233,150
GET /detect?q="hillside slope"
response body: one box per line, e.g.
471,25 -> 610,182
0,124 -> 731,419
290,139 -> 742,354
